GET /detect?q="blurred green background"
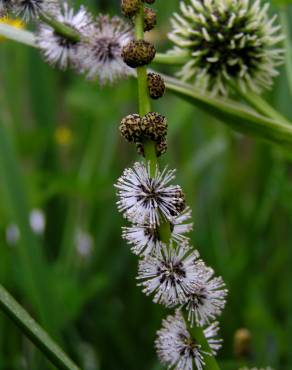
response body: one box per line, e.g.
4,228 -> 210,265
0,0 -> 292,369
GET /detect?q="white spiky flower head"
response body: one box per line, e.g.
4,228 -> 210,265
115,162 -> 185,226
78,14 -> 134,84
168,0 -> 284,95
11,0 -> 58,21
185,262 -> 228,326
122,207 -> 193,256
36,2 -> 92,70
137,243 -> 202,306
155,310 -> 222,370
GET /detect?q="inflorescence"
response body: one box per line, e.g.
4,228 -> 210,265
168,0 -> 284,95
2,0 -> 284,369
114,1 -> 228,369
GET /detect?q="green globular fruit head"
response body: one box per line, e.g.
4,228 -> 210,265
121,0 -> 140,18
144,7 -> 157,32
141,112 -> 167,141
120,114 -> 142,142
147,72 -> 165,99
168,0 -> 284,95
122,40 -> 156,68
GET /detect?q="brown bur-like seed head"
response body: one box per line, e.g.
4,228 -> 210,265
136,137 -> 167,157
140,112 -> 167,141
120,114 -> 142,142
147,72 -> 165,99
122,40 -> 156,68
144,7 -> 157,32
121,0 -> 140,17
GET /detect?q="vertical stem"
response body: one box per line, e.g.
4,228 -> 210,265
134,3 -> 156,177
133,5 -> 220,369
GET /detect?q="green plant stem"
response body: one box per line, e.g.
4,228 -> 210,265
183,312 -> 220,370
134,6 -> 220,370
39,14 -> 80,42
229,81 -> 291,125
0,284 -> 80,370
154,52 -> 190,65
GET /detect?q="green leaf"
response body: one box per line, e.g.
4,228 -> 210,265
0,283 -> 80,370
163,74 -> 292,148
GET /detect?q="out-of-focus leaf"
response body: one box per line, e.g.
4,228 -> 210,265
163,74 -> 292,148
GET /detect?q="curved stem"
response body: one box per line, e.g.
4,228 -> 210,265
154,52 -> 189,65
39,13 -> 80,42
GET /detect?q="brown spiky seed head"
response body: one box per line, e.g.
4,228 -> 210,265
144,7 -> 157,32
156,137 -> 167,157
173,189 -> 186,214
147,72 -> 165,99
136,138 -> 167,158
140,112 -> 167,140
120,114 -> 142,142
121,0 -> 140,17
122,40 -> 156,68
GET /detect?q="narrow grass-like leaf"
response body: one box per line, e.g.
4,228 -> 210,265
163,74 -> 292,148
0,284 -> 80,370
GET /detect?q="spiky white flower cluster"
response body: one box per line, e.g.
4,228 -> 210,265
155,310 -> 222,370
168,0 -> 284,95
115,161 -> 227,370
1,0 -> 58,20
3,0 -> 133,84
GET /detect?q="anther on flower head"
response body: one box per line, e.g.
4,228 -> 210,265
155,310 -> 222,370
168,0 -> 284,95
140,112 -> 167,141
115,162 -> 185,225
137,243 -> 201,306
185,263 -> 228,326
37,3 -> 92,70
120,113 -> 142,142
147,72 -> 166,99
122,39 -> 156,68
80,15 -> 134,83
144,7 -> 156,32
12,0 -> 58,21
121,0 -> 140,18
122,207 -> 193,256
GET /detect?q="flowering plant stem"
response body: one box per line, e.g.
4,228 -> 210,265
134,4 -> 221,370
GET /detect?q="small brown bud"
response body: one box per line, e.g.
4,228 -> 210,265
147,72 -> 165,99
121,0 -> 140,17
234,328 -> 252,359
141,112 -> 167,141
136,138 -> 167,157
174,189 -> 186,214
120,114 -> 142,142
144,7 -> 157,32
122,40 -> 156,68
156,137 -> 167,157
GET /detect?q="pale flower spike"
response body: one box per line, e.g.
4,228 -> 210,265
155,310 -> 222,370
115,162 -> 185,226
122,207 -> 193,256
